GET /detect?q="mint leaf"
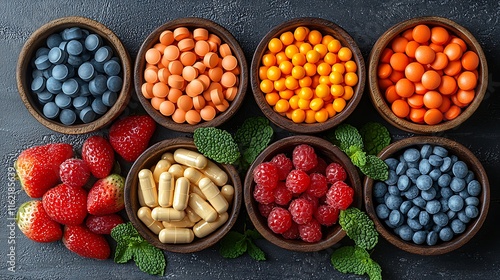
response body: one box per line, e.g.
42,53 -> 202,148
219,231 -> 247,259
331,246 -> 382,280
247,239 -> 266,261
339,208 -> 378,250
346,146 -> 366,167
359,155 -> 389,181
134,242 -> 166,276
114,242 -> 134,264
333,124 -> 364,153
245,228 -> 262,240
360,122 -> 391,156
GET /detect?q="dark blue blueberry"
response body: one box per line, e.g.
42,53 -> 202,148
407,161 -> 419,169
94,46 -> 113,63
467,180 -> 481,196
376,204 -> 390,219
433,212 -> 449,227
46,33 -> 63,48
400,200 -> 412,215
397,175 -> 411,191
102,90 -> 117,107
406,168 -> 420,183
31,76 -> 46,93
395,161 -> 407,176
397,225 -> 414,241
91,98 -> 108,115
37,91 -> 53,104
418,159 -> 431,175
416,175 -> 433,191
85,33 -> 102,52
413,197 -> 426,209
385,194 -> 403,210
429,169 -> 442,182
450,177 -> 466,192
459,189 -> 470,199
448,195 -> 464,212
426,231 -> 438,246
439,227 -> 454,242
385,170 -> 398,185
421,187 -> 437,201
425,200 -> 441,215
67,40 -> 83,56
438,174 -> 452,188
48,47 -> 67,64
79,106 -> 96,123
388,185 -> 400,196
59,109 -> 76,125
404,185 -> 419,200
407,218 -> 423,231
451,219 -> 466,234
403,148 -> 420,163
34,55 -> 51,70
373,181 -> 387,198
432,224 -> 442,233
440,198 -> 449,212
52,64 -> 69,81
62,78 -> 80,97
447,210 -> 457,220
407,206 -> 420,219
106,75 -> 122,92
420,144 -> 433,159
375,196 -> 385,204
78,62 -> 95,81
440,187 -> 453,199
104,59 -> 121,76
465,196 -> 479,207
450,154 -> 458,163
419,211 -> 430,226
440,157 -> 452,173
432,145 -> 448,157
465,205 -> 479,219
42,102 -> 59,118
413,230 -> 427,244
89,75 -> 108,95
429,155 -> 444,167
457,210 -> 471,223
464,171 -> 475,184
389,210 -> 403,227
54,93 -> 72,109
452,161 -> 468,179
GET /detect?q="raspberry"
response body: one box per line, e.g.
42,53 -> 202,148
282,222 -> 299,240
308,157 -> 328,174
285,169 -> 310,194
288,198 -> 314,224
258,202 -> 276,218
325,162 -> 347,183
270,153 -> 293,181
298,218 -> 322,242
253,184 -> 275,204
306,173 -> 328,198
274,181 -> 293,206
314,205 -> 340,226
326,181 -> 354,210
253,162 -> 279,189
267,207 -> 292,234
300,192 -> 319,211
292,144 -> 318,172
59,158 -> 91,188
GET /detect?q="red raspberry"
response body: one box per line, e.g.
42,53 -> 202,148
59,158 -> 91,188
282,222 -> 299,240
274,181 -> 293,206
267,207 -> 292,234
253,162 -> 279,189
270,153 -> 293,181
308,157 -> 328,174
326,181 -> 354,210
258,202 -> 276,218
299,192 -> 319,211
325,162 -> 347,183
285,169 -> 310,194
253,184 -> 275,204
314,205 -> 340,226
292,144 -> 318,172
298,218 -> 322,242
288,198 -> 314,224
306,173 -> 328,198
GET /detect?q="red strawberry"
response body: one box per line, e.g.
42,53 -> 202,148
15,143 -> 73,198
63,225 -> 110,260
87,174 -> 125,216
85,214 -> 124,235
82,135 -> 115,179
16,200 -> 62,243
109,115 -> 156,162
59,158 -> 91,188
42,184 -> 88,226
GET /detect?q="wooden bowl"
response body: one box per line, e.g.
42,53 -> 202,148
250,17 -> 365,134
364,136 -> 490,255
134,17 -> 248,133
244,135 -> 362,252
368,16 -> 488,134
124,138 -> 242,253
16,16 -> 132,134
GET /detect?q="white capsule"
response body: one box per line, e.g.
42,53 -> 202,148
172,177 -> 190,211
138,169 -> 158,207
161,152 -> 175,163
188,193 -> 218,223
193,212 -> 229,238
190,184 -> 207,200
158,172 -> 174,207
159,228 -> 194,244
153,159 -> 172,183
174,148 -> 208,169
162,216 -> 196,228
151,207 -> 185,222
199,177 -> 229,214
184,167 -> 206,186
137,207 -> 164,235
220,184 -> 234,205
200,159 -> 228,186
185,206 -> 202,223
168,164 -> 185,179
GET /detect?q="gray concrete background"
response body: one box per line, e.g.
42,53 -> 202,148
1,0 -> 500,279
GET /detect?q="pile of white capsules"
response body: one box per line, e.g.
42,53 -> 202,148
137,148 -> 234,244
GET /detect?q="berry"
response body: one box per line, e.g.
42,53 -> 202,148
42,184 -> 88,226
285,169 -> 310,194
16,200 -> 62,243
300,192 -> 320,211
270,153 -> 293,181
306,173 -> 328,198
82,135 -> 115,179
253,162 -> 279,189
258,202 -> 276,218
314,205 -> 340,226
307,156 -> 328,174
282,222 -> 299,240
63,225 -> 110,260
292,144 -> 318,172
326,181 -> 354,210
15,143 -> 74,198
273,181 -> 293,206
85,214 -> 124,235
325,162 -> 347,183
267,207 -> 292,234
109,115 -> 156,162
288,198 -> 314,224
87,174 -> 125,216
298,218 -> 322,242
59,158 -> 91,188
253,184 -> 275,205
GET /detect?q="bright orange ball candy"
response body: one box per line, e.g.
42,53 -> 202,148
405,62 -> 425,82
412,24 -> 431,44
391,99 -> 410,118
457,71 -> 477,90
461,51 -> 480,71
423,90 -> 443,109
421,70 -> 441,90
415,46 -> 436,65
424,108 -> 443,125
395,78 -> 415,98
390,52 -> 410,72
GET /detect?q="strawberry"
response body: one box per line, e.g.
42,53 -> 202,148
85,214 -> 124,235
15,143 -> 73,198
87,174 -> 125,216
42,184 -> 88,226
63,225 -> 110,260
59,158 -> 91,188
16,200 -> 62,243
82,135 -> 115,179
109,115 -> 156,162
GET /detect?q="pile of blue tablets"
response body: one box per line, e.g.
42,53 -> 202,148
373,144 -> 482,246
30,26 -> 122,125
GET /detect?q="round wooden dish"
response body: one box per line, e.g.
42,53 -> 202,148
364,136 -> 490,255
250,17 -> 365,134
244,135 -> 362,252
134,17 -> 248,133
368,16 -> 488,134
16,16 -> 132,134
124,138 -> 242,253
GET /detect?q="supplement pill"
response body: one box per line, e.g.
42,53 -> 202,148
172,177 -> 190,211
188,193 -> 218,223
168,164 -> 185,179
137,207 -> 164,234
193,212 -> 229,238
159,228 -> 194,244
185,206 -> 202,223
199,177 -> 229,214
151,207 -> 186,222
220,184 -> 234,204
158,172 -> 174,207
153,159 -> 172,182
174,149 -> 208,169
138,169 -> 158,207
200,159 -> 228,186
162,215 -> 196,228
184,167 -> 206,185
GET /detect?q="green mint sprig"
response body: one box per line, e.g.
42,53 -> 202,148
219,228 -> 266,261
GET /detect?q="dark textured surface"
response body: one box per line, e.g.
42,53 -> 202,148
1,0 -> 500,279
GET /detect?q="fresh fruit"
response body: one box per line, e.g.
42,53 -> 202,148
109,115 -> 156,162
292,144 -> 318,172
270,153 -> 293,181
252,162 -> 278,189
63,225 -> 110,260
16,200 -> 62,243
87,174 -> 125,216
82,135 -> 115,179
253,184 -> 275,205
42,183 -> 88,226
267,207 -> 292,234
15,143 -> 73,198
285,169 -> 310,194
288,198 -> 314,224
85,214 -> 124,235
325,162 -> 347,183
326,181 -> 354,210
59,158 -> 91,188
298,218 -> 322,242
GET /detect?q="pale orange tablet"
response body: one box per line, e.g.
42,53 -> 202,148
158,68 -> 171,83
207,82 -> 223,94
168,74 -> 185,89
144,67 -> 159,83
192,95 -> 206,110
180,51 -> 197,66
194,40 -> 210,57
208,67 -> 223,82
182,66 -> 198,82
193,28 -> 209,41
221,55 -> 238,71
210,88 -> 224,105
185,79 -> 204,97
178,38 -> 195,52
185,109 -> 202,124
200,105 -> 216,121
197,74 -> 210,90
151,97 -> 165,110
219,43 -> 232,57
220,72 -> 237,88
208,34 -> 221,45
141,82 -> 154,99
167,88 -> 183,103
171,108 -> 186,123
193,62 -> 207,74
173,27 -> 190,41
215,99 -> 229,112
163,45 -> 180,61
203,52 -> 219,68
160,30 -> 175,45
145,48 -> 162,64
168,60 -> 184,75
159,100 -> 175,116
177,95 -> 193,111
154,43 -> 167,54
224,87 -> 238,101
152,82 -> 169,98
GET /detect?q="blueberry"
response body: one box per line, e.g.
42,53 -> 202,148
102,90 -> 117,107
465,205 -> 479,219
373,182 -> 387,198
450,177 -> 466,192
396,175 -> 410,192
406,168 -> 420,183
416,175 -> 433,191
31,76 -> 46,93
447,210 -> 457,220
388,185 -> 400,196
400,201 -> 412,214
457,210 -> 471,223
419,211 -> 430,226
404,185 -> 419,200
407,206 -> 420,219
42,102 -> 59,118
389,210 -> 403,227
426,231 -> 438,246
397,225 -> 414,241
421,187 -> 437,201
104,59 -> 121,76
448,195 -> 464,212
59,109 -> 76,125
452,161 -> 469,179
417,159 -> 431,175
67,40 -> 83,56
425,200 -> 441,215
420,144 -> 433,159
376,204 -> 390,219
413,197 -> 426,208
451,219 -> 466,234
464,171 -> 475,184
54,93 -> 72,109
429,155 -> 444,167
465,196 -> 480,207
62,78 -> 80,97
375,196 -> 385,204
467,180 -> 481,196
432,224 -> 443,233
438,174 -> 452,188
403,148 -> 420,163
440,198 -> 449,212
408,218 -> 423,231
396,161 -> 408,176
429,169 -> 442,181
432,145 -> 448,157
413,230 -> 427,244
459,189 -> 470,199
407,161 -> 419,168
440,157 -> 452,173
385,170 -> 398,185
85,33 -> 102,52
433,212 -> 449,227
385,195 -> 403,210
439,227 -> 454,242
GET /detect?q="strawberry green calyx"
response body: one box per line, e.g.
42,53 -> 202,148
16,200 -> 62,243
